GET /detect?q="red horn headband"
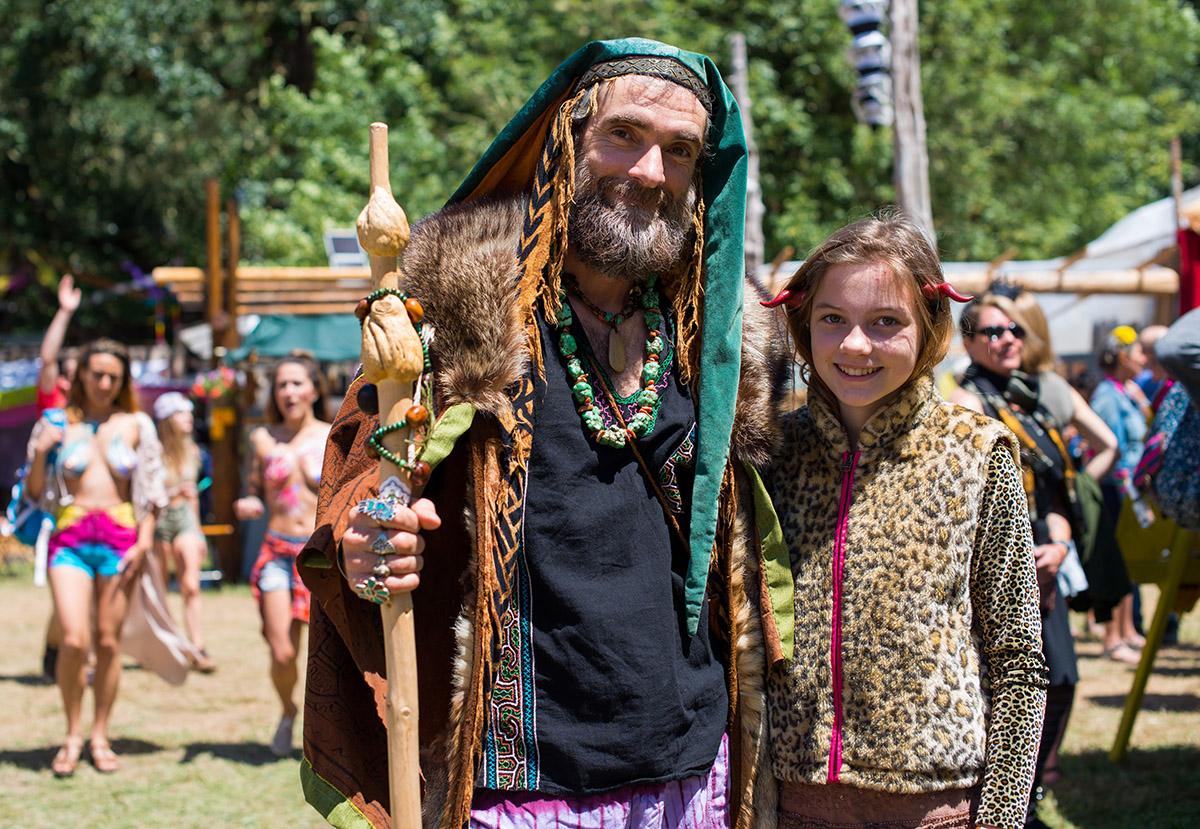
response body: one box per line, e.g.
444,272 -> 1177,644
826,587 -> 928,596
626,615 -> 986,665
760,287 -> 805,309
921,282 -> 974,303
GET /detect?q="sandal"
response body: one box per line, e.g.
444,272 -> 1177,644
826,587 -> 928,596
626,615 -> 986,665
89,739 -> 120,773
190,649 -> 217,674
1103,642 -> 1141,666
51,736 -> 84,778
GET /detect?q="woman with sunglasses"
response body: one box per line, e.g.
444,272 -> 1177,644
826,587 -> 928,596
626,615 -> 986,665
951,295 -> 1078,829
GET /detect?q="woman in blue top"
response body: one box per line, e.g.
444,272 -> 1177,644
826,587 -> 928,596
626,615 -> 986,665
1088,325 -> 1148,662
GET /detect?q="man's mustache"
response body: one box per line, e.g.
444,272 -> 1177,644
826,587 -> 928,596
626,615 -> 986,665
593,176 -> 667,213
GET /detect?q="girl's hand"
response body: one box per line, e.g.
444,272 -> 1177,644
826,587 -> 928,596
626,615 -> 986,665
234,496 -> 265,521
34,424 -> 64,456
118,543 -> 148,584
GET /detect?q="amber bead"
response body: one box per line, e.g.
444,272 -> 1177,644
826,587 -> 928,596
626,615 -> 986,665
647,353 -> 659,362
355,298 -> 370,322
405,404 -> 429,425
410,460 -> 432,487
365,441 -> 380,459
404,297 -> 424,323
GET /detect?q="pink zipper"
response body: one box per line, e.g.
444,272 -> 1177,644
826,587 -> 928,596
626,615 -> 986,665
828,449 -> 859,783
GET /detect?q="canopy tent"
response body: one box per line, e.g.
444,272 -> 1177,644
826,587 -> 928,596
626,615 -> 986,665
227,313 -> 361,363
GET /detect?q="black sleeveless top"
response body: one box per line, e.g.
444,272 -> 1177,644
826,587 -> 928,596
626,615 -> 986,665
514,308 -> 728,795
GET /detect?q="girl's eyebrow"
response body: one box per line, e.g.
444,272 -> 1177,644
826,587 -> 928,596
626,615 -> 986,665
813,301 -> 910,315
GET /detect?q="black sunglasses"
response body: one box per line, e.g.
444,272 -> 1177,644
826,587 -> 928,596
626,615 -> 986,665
976,323 -> 1026,342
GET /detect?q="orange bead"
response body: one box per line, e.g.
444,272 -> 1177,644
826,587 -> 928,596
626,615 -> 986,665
405,297 -> 424,323
410,460 -> 431,487
405,404 -> 429,425
355,299 -> 370,321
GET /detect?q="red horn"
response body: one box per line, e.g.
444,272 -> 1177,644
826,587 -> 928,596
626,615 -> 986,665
922,282 -> 974,303
761,287 -> 805,309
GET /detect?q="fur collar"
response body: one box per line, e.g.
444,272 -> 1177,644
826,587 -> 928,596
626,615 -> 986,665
400,196 -> 787,467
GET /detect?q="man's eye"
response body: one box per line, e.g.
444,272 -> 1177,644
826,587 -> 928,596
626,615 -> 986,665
668,144 -> 694,159
611,127 -> 632,140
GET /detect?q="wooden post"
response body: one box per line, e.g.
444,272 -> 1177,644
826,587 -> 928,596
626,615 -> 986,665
728,32 -> 765,283
890,0 -> 935,244
205,179 -> 223,367
205,194 -> 243,583
224,197 -> 242,352
357,122 -> 423,828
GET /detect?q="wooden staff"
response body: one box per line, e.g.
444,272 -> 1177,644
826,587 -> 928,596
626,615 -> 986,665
356,121 -> 423,828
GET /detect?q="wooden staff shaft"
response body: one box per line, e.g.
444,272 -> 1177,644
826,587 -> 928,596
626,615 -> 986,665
365,122 -> 423,829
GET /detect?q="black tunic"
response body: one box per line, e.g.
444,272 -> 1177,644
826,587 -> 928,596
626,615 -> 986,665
512,308 -> 728,795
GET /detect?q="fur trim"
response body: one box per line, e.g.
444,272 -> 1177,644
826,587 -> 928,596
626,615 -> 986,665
401,197 -> 786,461
731,479 -> 778,829
401,199 -> 528,420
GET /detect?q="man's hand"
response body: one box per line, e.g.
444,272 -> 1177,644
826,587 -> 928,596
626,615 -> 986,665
58,274 -> 82,313
341,498 -> 441,595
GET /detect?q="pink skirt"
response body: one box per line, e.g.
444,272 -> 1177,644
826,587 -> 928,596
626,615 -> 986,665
469,733 -> 729,828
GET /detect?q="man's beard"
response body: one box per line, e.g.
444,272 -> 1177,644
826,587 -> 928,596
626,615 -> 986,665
567,157 -> 697,284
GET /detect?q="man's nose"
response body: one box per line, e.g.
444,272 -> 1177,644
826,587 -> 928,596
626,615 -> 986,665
628,145 -> 666,189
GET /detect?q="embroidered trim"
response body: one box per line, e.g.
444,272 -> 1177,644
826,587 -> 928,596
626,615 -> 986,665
659,423 -> 697,515
480,373 -> 541,791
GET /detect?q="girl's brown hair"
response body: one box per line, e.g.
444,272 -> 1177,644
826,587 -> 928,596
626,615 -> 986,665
265,352 -> 329,424
67,338 -> 138,422
777,212 -> 954,411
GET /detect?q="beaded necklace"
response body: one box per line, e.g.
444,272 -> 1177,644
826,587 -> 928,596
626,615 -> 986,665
554,277 -> 666,449
564,275 -> 642,372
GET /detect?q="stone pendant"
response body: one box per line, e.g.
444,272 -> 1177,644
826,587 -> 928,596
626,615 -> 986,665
608,332 -> 626,373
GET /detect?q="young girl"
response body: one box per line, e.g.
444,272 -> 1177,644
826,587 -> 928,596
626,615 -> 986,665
153,391 -> 216,673
234,354 -> 330,756
762,216 -> 1048,829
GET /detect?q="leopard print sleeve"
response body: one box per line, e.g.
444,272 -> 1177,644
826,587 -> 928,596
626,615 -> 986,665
970,444 -> 1049,829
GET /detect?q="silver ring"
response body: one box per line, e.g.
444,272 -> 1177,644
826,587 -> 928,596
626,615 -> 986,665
356,497 -> 396,523
354,576 -> 390,605
372,561 -> 391,578
370,531 -> 396,557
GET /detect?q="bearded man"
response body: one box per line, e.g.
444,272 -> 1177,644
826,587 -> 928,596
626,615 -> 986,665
298,38 -> 791,829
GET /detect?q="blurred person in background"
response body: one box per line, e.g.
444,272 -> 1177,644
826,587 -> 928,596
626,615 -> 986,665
234,354 -> 330,757
24,338 -> 167,776
1090,326 -> 1150,662
951,295 -> 1078,828
34,274 -> 81,681
153,392 -> 216,673
1137,325 -> 1171,407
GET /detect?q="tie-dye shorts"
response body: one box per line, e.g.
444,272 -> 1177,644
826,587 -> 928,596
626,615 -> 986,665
48,503 -> 138,578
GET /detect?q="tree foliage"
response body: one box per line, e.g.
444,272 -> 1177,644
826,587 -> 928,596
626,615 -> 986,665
2,0 -> 1197,335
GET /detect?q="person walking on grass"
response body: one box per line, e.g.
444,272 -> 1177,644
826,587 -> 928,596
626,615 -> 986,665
25,338 -> 167,776
235,354 -> 330,757
153,392 -> 216,673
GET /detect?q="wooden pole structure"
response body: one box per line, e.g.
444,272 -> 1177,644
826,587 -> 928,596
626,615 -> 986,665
728,32 -> 765,283
356,122 -> 423,828
224,197 -> 242,352
890,0 -> 935,244
204,179 -> 223,368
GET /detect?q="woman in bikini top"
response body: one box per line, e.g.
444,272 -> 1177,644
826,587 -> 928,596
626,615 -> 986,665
234,354 -> 331,757
24,338 -> 167,777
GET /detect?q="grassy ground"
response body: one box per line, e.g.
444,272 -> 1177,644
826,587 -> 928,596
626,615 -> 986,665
1,555 -> 1197,828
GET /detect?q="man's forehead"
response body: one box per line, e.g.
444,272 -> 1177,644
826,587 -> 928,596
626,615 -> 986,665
592,75 -> 707,133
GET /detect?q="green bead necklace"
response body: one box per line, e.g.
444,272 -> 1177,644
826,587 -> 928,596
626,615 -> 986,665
554,277 -> 666,449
